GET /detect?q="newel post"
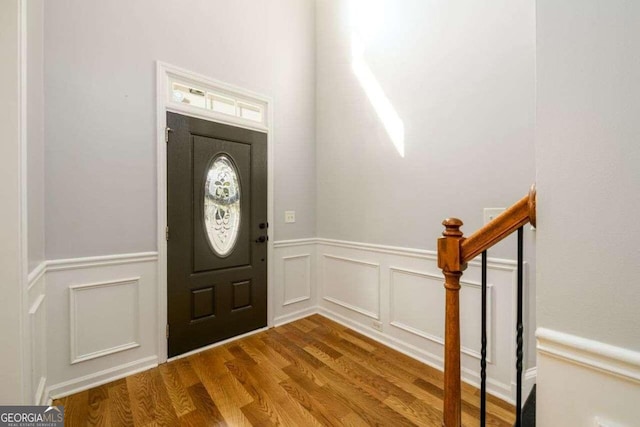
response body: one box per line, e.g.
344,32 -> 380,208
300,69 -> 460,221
438,218 -> 466,427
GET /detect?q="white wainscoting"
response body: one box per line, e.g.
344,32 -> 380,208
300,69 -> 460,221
316,238 -> 524,403
536,328 -> 640,425
282,254 -> 312,306
69,278 -> 141,364
389,267 -> 494,363
44,252 -> 159,400
322,254 -> 380,320
27,262 -> 47,404
35,240 -> 533,405
273,239 -> 317,325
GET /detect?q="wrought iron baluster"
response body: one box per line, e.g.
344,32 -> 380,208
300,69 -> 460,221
481,250 -> 488,427
515,226 -> 524,427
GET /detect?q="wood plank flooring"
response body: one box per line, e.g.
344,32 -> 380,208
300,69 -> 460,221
53,315 -> 515,426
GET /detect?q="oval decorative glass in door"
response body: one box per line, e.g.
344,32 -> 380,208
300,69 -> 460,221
204,155 -> 241,256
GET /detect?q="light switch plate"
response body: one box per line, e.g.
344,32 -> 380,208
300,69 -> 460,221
484,208 -> 506,225
284,211 -> 296,223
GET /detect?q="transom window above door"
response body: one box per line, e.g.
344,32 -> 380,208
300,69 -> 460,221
168,76 -> 266,127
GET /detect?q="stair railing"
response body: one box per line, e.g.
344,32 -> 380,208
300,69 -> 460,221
438,185 -> 536,427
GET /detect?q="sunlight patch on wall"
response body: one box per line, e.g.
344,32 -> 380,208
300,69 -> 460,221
350,0 -> 405,157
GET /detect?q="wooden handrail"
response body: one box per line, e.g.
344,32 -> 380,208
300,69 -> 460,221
462,184 -> 537,262
438,184 -> 536,427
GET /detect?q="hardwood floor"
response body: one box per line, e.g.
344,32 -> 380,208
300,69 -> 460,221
53,315 -> 515,426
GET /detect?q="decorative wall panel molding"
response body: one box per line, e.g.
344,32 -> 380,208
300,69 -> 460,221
35,253 -> 158,402
321,254 -> 381,319
316,238 -> 521,403
69,277 -> 141,364
272,241 -> 317,325
282,254 -> 311,306
40,241 -> 526,406
389,267 -> 494,362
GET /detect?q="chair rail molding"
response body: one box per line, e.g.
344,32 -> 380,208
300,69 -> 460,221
537,327 -> 640,384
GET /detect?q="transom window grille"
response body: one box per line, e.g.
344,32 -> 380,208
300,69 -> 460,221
168,77 -> 265,125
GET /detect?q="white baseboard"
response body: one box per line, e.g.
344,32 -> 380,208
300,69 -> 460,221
317,306 -> 516,404
273,306 -> 318,327
313,237 -> 525,404
47,356 -> 158,400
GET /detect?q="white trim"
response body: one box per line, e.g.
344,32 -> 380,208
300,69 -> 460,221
522,367 -> 537,403
69,277 -> 141,364
167,326 -> 269,362
273,306 -> 318,327
273,238 -> 317,248
525,366 -> 537,383
18,0 -> 29,404
28,293 -> 44,315
288,237 -> 518,268
47,355 -> 158,400
318,306 -> 515,404
323,296 -> 380,320
321,254 -> 381,320
165,104 -> 267,134
388,266 -> 495,363
163,62 -> 269,133
321,253 -> 380,268
537,327 -> 640,384
283,296 -> 311,306
28,292 -> 45,406
34,376 -> 46,406
24,253 -> 158,278
317,238 -> 437,259
281,253 -> 311,261
156,61 -> 275,363
282,253 -> 311,306
47,252 -> 158,272
156,62 -> 168,363
27,261 -> 46,291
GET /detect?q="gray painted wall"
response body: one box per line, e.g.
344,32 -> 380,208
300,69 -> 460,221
44,0 -> 316,259
28,0 -> 45,272
316,0 -> 536,253
536,0 -> 640,350
316,0 -> 537,365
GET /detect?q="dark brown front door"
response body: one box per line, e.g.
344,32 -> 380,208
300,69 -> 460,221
167,112 -> 267,357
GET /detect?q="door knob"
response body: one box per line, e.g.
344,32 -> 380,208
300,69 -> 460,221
255,235 -> 267,243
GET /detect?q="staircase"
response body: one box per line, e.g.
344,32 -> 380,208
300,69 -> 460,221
437,185 -> 537,427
